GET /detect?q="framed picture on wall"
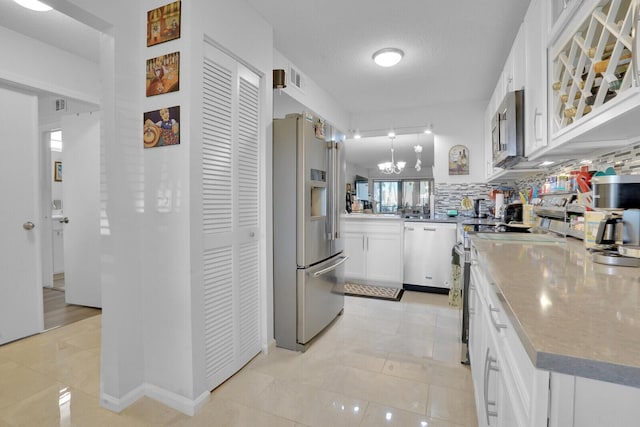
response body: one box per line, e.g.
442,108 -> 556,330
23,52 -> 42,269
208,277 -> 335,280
448,145 -> 469,175
54,161 -> 62,182
143,106 -> 180,148
147,1 -> 181,47
146,52 -> 180,97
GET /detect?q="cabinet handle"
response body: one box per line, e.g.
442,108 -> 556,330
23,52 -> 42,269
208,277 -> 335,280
489,305 -> 508,331
424,276 -> 433,280
534,107 -> 543,142
423,227 -> 436,231
406,227 -> 415,231
484,347 -> 499,425
362,236 -> 365,251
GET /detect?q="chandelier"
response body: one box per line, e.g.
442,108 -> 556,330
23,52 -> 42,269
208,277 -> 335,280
378,134 -> 406,174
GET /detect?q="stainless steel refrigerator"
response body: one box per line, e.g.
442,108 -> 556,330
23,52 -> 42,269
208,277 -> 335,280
273,113 -> 346,351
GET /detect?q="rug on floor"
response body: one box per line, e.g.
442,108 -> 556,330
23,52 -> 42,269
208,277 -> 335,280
344,283 -> 404,301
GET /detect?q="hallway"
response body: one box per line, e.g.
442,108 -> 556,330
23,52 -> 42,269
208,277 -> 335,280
0,291 -> 477,426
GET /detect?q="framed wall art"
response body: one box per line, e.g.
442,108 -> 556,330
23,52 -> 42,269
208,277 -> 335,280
146,51 -> 180,97
143,106 -> 180,148
448,145 -> 469,175
54,161 -> 62,182
147,1 -> 181,47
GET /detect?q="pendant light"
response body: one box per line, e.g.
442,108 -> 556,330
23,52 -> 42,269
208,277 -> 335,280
378,134 -> 406,174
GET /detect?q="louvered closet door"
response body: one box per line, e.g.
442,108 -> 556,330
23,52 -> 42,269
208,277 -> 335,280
202,43 -> 261,391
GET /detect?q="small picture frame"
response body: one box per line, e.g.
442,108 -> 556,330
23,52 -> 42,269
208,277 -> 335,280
448,144 -> 469,175
146,51 -> 180,97
143,106 -> 180,148
147,1 -> 181,47
54,161 -> 62,182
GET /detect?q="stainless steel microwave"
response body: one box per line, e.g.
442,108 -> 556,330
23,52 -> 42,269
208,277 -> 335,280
491,90 -> 525,168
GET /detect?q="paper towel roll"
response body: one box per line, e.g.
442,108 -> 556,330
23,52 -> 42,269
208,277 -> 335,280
495,193 -> 504,218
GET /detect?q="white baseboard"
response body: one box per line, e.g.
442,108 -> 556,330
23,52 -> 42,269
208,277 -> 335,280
100,384 -> 210,416
263,338 -> 276,353
100,384 -> 145,413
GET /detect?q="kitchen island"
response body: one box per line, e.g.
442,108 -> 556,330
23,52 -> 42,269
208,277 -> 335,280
469,234 -> 640,427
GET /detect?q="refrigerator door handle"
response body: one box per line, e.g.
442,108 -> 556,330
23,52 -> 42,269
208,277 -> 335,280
312,256 -> 349,278
333,141 -> 342,239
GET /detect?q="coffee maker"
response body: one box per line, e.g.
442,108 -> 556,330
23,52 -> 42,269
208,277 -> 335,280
591,175 -> 640,267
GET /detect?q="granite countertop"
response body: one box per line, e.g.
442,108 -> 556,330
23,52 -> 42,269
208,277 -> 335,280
470,235 -> 640,388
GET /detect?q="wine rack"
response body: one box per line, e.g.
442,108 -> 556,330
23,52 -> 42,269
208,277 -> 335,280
551,0 -> 635,132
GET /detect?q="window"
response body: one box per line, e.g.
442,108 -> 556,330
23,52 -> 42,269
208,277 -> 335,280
372,179 -> 433,213
50,130 -> 62,152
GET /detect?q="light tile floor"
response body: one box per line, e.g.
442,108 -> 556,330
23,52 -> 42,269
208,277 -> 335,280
0,291 -> 478,426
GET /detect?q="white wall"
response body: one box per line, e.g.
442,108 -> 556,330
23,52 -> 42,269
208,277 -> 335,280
48,0 -> 275,415
350,101 -> 487,184
273,49 -> 350,133
0,26 -> 100,105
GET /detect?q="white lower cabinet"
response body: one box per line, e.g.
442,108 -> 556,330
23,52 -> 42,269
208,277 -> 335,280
469,255 -> 549,427
549,372 -> 640,427
471,243 -> 640,427
342,218 -> 403,287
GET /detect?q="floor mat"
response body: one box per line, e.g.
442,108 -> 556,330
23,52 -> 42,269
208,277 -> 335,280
344,283 -> 404,301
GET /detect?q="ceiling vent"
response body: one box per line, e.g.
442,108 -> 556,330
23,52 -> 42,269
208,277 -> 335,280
55,98 -> 67,112
289,65 -> 303,91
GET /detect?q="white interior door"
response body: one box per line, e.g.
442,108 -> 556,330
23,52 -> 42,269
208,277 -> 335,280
61,112 -> 101,308
0,87 -> 44,344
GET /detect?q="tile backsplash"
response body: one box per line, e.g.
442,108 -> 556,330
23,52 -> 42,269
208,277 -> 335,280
514,142 -> 640,192
434,182 -> 509,217
434,142 -> 640,217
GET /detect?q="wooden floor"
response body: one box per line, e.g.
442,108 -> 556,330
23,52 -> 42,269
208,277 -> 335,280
43,276 -> 101,330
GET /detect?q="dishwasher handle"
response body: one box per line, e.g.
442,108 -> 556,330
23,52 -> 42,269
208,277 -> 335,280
313,256 -> 349,278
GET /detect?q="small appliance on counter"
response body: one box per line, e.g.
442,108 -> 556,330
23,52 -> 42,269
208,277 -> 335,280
589,175 -> 640,267
498,202 -> 523,223
532,191 -> 585,239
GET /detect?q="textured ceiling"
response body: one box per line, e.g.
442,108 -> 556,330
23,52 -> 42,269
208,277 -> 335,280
247,0 -> 531,115
0,0 -> 100,63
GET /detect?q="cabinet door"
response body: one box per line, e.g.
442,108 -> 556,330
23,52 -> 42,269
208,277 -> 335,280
343,231 -> 366,280
469,267 -> 488,426
366,232 -> 403,285
524,0 -> 548,156
511,25 -> 526,91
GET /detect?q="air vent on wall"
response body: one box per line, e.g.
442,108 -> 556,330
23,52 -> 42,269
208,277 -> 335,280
289,65 -> 303,91
55,98 -> 67,112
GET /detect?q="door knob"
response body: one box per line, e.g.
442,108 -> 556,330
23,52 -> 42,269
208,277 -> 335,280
23,222 -> 35,230
59,217 -> 69,224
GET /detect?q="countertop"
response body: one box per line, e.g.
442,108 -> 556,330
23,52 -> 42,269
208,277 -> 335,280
342,213 -> 499,226
470,235 -> 640,388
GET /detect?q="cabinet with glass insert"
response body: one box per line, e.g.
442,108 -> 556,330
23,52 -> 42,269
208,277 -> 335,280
550,0 -> 635,132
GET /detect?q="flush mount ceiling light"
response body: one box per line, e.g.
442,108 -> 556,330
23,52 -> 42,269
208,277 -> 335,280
424,124 -> 433,135
13,0 -> 53,11
372,48 -> 404,67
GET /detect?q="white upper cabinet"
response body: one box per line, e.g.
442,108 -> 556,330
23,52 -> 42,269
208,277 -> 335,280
538,0 -> 640,159
511,26 -> 527,92
524,0 -> 549,157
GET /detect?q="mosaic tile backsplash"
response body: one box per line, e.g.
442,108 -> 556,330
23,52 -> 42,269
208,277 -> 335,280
434,142 -> 640,217
514,142 -> 640,192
